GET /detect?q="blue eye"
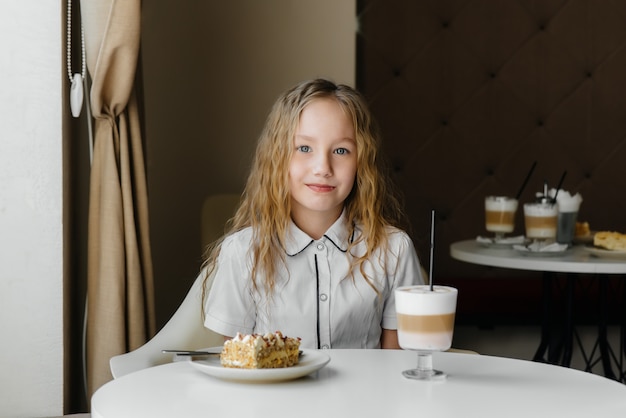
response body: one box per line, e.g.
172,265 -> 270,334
297,145 -> 311,153
334,148 -> 349,155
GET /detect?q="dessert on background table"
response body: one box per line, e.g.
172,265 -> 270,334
593,231 -> 626,251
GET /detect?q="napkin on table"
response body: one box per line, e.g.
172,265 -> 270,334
476,235 -> 526,245
513,242 -> 568,252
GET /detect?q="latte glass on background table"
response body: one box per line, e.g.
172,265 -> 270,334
524,201 -> 558,244
485,196 -> 518,240
395,285 -> 457,380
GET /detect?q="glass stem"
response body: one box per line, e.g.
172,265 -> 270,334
417,352 -> 434,375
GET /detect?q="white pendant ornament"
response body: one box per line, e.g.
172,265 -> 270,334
70,73 -> 84,117
67,0 -> 86,119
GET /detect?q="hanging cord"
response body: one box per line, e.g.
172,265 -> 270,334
68,0 -> 94,401
81,72 -> 93,402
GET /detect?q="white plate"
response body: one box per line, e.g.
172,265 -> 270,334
584,245 -> 626,258
189,349 -> 330,382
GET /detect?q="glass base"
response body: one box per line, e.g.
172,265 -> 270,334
402,368 -> 447,380
401,351 -> 448,380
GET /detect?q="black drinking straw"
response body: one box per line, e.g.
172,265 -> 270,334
516,161 -> 537,200
553,171 -> 567,202
429,210 -> 435,291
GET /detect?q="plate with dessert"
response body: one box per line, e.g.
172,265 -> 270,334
584,231 -> 626,258
189,331 -> 330,382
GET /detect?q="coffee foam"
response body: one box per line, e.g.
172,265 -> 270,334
524,203 -> 557,216
485,196 -> 518,211
395,285 -> 457,315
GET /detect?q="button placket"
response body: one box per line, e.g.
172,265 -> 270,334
315,240 -> 332,348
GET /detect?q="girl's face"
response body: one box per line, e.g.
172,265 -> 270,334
289,98 -> 357,229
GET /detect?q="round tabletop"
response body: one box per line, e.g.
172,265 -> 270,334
450,240 -> 626,274
91,349 -> 626,418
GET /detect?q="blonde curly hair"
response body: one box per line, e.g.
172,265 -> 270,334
202,79 -> 407,304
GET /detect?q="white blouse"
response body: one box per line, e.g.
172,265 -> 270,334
204,212 -> 425,349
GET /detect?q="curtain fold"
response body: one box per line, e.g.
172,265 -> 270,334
81,0 -> 155,397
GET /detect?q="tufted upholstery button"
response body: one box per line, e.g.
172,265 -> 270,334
537,120 -> 544,127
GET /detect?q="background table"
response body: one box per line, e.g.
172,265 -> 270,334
450,240 -> 626,274
91,350 -> 626,418
450,240 -> 626,381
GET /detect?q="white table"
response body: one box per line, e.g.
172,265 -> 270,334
91,350 -> 626,418
450,239 -> 626,380
450,239 -> 626,274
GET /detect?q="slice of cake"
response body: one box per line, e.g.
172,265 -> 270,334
594,231 -> 626,250
220,331 -> 301,369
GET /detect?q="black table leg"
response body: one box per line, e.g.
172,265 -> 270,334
560,274 -> 575,367
598,275 -> 616,380
534,272 -> 555,363
619,277 -> 626,383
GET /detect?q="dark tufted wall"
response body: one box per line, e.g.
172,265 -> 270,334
357,0 -> 626,323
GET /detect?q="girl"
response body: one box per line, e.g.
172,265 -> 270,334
202,79 -> 425,349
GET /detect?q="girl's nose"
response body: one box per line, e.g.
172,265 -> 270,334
313,153 -> 332,177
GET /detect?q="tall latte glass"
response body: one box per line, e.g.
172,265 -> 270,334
523,201 -> 558,244
395,285 -> 458,380
485,196 -> 518,240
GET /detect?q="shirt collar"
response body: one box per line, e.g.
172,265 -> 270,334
284,210 -> 354,256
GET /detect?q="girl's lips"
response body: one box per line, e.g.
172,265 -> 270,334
307,183 -> 335,192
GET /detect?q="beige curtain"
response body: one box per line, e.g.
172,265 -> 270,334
81,0 -> 155,397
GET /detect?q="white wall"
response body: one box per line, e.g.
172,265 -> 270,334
0,2 -> 64,417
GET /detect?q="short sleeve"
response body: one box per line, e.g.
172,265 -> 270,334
204,233 -> 256,337
381,232 -> 425,329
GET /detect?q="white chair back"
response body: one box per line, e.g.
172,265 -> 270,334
109,272 -> 222,378
110,193 -> 240,378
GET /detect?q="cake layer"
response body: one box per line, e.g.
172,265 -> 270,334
220,331 -> 300,369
